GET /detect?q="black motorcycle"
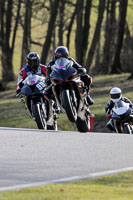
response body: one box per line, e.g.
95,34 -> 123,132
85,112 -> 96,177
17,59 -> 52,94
111,100 -> 133,134
20,74 -> 58,130
50,57 -> 94,133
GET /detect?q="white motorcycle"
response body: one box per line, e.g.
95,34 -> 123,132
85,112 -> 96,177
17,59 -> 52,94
111,100 -> 133,134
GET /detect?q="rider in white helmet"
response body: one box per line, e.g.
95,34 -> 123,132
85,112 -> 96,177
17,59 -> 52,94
105,87 -> 133,132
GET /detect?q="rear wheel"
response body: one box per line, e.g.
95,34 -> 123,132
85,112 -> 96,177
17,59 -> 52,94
61,89 -> 77,122
32,103 -> 47,129
123,123 -> 132,134
76,113 -> 90,133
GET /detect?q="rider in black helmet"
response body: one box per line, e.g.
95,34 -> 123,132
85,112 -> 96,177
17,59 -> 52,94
16,52 -> 47,95
27,52 -> 40,73
44,46 -> 94,106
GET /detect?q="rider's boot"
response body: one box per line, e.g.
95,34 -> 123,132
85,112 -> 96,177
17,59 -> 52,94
86,94 -> 94,105
53,101 -> 61,114
44,86 -> 61,114
107,119 -> 116,132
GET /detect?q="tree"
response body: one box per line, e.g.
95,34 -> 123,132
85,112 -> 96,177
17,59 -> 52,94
75,0 -> 84,64
58,0 -> 66,46
75,0 -> 92,66
86,0 -> 106,73
41,0 -> 60,64
101,0 -> 116,74
66,3 -> 77,50
0,0 -> 22,82
111,0 -> 128,74
21,0 -> 32,67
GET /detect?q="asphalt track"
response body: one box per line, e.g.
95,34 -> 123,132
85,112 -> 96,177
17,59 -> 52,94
0,127 -> 133,192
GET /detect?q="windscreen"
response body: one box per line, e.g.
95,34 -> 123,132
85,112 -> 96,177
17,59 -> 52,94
54,57 -> 73,69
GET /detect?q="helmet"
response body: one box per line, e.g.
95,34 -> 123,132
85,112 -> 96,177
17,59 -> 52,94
27,52 -> 40,72
54,46 -> 69,60
110,87 -> 122,103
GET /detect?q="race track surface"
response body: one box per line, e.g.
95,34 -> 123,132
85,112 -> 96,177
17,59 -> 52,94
0,127 -> 133,192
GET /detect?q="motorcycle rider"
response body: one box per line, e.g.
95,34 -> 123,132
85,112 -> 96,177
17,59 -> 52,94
105,87 -> 133,132
44,46 -> 94,106
16,52 -> 47,95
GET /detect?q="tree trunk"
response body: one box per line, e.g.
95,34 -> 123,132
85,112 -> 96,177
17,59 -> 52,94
11,0 -> 22,54
75,0 -> 84,64
58,0 -> 65,46
86,0 -> 106,73
81,0 -> 92,66
0,0 -> 4,47
41,0 -> 60,64
1,0 -> 15,81
0,0 -> 21,81
102,0 -> 116,74
111,0 -> 128,74
66,4 -> 77,50
21,0 -> 31,67
1,49 -> 14,82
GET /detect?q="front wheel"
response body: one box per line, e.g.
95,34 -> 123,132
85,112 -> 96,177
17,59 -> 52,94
61,89 -> 77,122
32,103 -> 47,129
123,123 -> 132,134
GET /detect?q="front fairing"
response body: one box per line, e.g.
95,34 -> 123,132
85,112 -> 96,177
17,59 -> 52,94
21,84 -> 42,95
112,100 -> 132,121
50,57 -> 77,82
21,74 -> 46,96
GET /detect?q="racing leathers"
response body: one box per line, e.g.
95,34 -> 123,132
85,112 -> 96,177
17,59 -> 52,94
16,64 -> 47,95
105,97 -> 133,131
44,57 -> 94,105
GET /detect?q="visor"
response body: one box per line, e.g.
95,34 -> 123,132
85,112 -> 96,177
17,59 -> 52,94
111,93 -> 121,99
28,59 -> 39,71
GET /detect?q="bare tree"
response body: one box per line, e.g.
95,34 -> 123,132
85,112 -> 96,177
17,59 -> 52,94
41,0 -> 60,64
58,0 -> 66,46
111,0 -> 128,73
75,0 -> 84,64
101,0 -> 116,74
121,23 -> 133,78
21,0 -> 32,67
75,0 -> 92,66
82,0 -> 92,66
0,0 -> 22,82
86,0 -> 106,73
66,3 -> 77,50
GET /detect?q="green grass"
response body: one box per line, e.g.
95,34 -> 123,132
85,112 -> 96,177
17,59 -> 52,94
1,171 -> 133,200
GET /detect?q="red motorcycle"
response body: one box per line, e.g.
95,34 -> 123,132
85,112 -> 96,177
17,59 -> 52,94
50,57 -> 94,132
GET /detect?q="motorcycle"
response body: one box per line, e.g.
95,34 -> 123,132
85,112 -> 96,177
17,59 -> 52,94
50,57 -> 94,133
20,74 -> 58,130
111,100 -> 133,134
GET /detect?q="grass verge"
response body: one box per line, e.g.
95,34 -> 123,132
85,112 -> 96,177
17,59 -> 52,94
1,171 -> 133,199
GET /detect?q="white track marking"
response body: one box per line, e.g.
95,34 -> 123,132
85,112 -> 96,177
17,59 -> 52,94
0,166 -> 133,193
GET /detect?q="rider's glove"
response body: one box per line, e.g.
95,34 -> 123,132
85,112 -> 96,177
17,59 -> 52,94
16,89 -> 21,97
77,68 -> 86,74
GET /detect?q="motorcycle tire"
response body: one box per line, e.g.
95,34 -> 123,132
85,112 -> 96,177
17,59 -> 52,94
32,103 -> 47,129
123,123 -> 132,134
61,89 -> 77,122
76,114 -> 90,133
